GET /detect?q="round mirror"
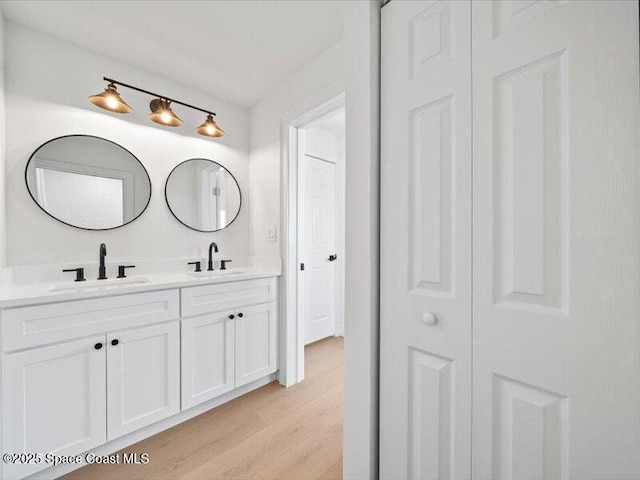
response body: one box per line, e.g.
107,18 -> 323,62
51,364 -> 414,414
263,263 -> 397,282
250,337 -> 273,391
25,135 -> 151,230
165,158 -> 241,232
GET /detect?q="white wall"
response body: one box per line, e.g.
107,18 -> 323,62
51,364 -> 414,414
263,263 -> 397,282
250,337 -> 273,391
249,41 -> 344,258
342,2 -> 380,479
4,22 -> 250,266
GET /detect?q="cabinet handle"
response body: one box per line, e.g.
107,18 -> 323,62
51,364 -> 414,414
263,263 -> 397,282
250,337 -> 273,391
94,342 -> 103,350
229,314 -> 235,319
238,312 -> 244,318
111,339 -> 119,346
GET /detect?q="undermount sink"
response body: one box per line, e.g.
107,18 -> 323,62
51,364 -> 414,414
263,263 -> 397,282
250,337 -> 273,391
49,277 -> 151,292
187,269 -> 244,279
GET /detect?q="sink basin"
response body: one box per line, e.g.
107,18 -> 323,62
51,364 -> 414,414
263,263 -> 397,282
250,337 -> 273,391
187,269 -> 244,280
49,277 -> 151,292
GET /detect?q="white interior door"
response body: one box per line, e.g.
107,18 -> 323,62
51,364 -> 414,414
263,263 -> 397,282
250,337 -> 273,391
302,154 -> 337,345
107,322 -> 180,440
472,2 -> 640,478
380,1 -> 472,478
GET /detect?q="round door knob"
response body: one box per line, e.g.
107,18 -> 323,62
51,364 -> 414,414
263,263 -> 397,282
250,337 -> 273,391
421,312 -> 437,326
229,314 -> 235,319
238,312 -> 244,318
111,339 -> 119,346
94,342 -> 103,350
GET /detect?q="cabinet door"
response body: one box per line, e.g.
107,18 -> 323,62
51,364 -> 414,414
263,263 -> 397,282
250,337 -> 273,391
107,322 -> 180,440
2,336 -> 106,479
235,302 -> 277,387
181,310 -> 235,410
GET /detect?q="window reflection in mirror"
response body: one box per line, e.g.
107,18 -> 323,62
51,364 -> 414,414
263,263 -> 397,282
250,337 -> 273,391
25,135 -> 151,230
165,158 -> 241,232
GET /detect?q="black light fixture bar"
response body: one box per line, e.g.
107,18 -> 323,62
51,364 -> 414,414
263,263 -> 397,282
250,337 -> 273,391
103,77 -> 217,117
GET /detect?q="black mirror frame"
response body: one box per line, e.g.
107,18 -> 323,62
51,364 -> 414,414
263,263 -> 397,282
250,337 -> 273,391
164,158 -> 242,233
24,134 -> 152,231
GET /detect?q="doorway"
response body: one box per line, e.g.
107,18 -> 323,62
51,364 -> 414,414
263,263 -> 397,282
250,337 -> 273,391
279,87 -> 345,387
298,109 -> 345,347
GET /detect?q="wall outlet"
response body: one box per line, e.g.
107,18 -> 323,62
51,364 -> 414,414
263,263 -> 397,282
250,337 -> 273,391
266,226 -> 277,242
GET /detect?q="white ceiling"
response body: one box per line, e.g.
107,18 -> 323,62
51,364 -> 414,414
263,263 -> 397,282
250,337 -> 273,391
0,0 -> 344,107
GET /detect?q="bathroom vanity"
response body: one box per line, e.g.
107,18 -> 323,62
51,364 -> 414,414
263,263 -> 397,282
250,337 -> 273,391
0,269 -> 279,479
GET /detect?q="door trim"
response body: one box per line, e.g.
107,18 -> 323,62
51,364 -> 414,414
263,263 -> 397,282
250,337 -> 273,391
279,81 -> 344,387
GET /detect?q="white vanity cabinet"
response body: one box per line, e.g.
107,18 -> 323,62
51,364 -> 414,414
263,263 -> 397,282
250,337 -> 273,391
0,274 -> 280,479
1,289 -> 180,479
180,278 -> 278,408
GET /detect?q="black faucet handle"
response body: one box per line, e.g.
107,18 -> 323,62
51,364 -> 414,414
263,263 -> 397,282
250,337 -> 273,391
220,260 -> 232,270
63,267 -> 86,282
188,261 -> 202,272
117,265 -> 136,278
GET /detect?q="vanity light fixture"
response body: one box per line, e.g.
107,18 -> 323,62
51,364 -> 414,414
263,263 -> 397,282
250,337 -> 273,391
88,77 -> 224,138
88,82 -> 132,113
148,98 -> 183,127
196,114 -> 225,138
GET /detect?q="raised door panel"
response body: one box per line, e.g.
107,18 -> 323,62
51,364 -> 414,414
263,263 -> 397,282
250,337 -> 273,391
107,322 -> 180,440
380,1 -> 472,478
2,336 -> 106,479
473,1 -> 640,478
181,311 -> 235,410
408,349 -> 455,479
235,302 -> 277,387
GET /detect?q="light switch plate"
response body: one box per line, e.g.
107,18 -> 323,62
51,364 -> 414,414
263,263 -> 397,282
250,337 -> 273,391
267,226 -> 277,242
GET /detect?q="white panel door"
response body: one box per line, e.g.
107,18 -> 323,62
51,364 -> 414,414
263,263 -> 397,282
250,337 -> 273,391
181,310 -> 235,410
2,336 -> 106,479
380,1 -> 472,478
235,302 -> 278,387
107,322 -> 180,440
303,155 -> 337,344
472,1 -> 640,478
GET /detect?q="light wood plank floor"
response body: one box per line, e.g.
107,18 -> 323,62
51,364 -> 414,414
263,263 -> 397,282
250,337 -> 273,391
63,336 -> 344,480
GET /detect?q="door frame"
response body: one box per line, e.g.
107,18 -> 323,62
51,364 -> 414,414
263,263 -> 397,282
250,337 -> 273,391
278,81 -> 345,387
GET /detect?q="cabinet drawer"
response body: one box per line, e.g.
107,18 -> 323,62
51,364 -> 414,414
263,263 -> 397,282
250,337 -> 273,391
2,289 -> 179,352
181,278 -> 277,318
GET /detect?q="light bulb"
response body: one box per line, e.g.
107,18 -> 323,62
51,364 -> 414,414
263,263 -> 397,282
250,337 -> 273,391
105,94 -> 119,109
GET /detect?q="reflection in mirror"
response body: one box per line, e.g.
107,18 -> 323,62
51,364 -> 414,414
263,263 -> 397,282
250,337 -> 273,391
25,135 -> 151,230
165,158 -> 241,232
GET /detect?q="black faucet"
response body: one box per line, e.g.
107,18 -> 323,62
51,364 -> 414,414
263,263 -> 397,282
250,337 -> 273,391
207,242 -> 218,271
98,243 -> 108,280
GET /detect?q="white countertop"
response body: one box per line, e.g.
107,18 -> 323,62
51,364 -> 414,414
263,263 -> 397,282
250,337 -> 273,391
0,267 -> 281,308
